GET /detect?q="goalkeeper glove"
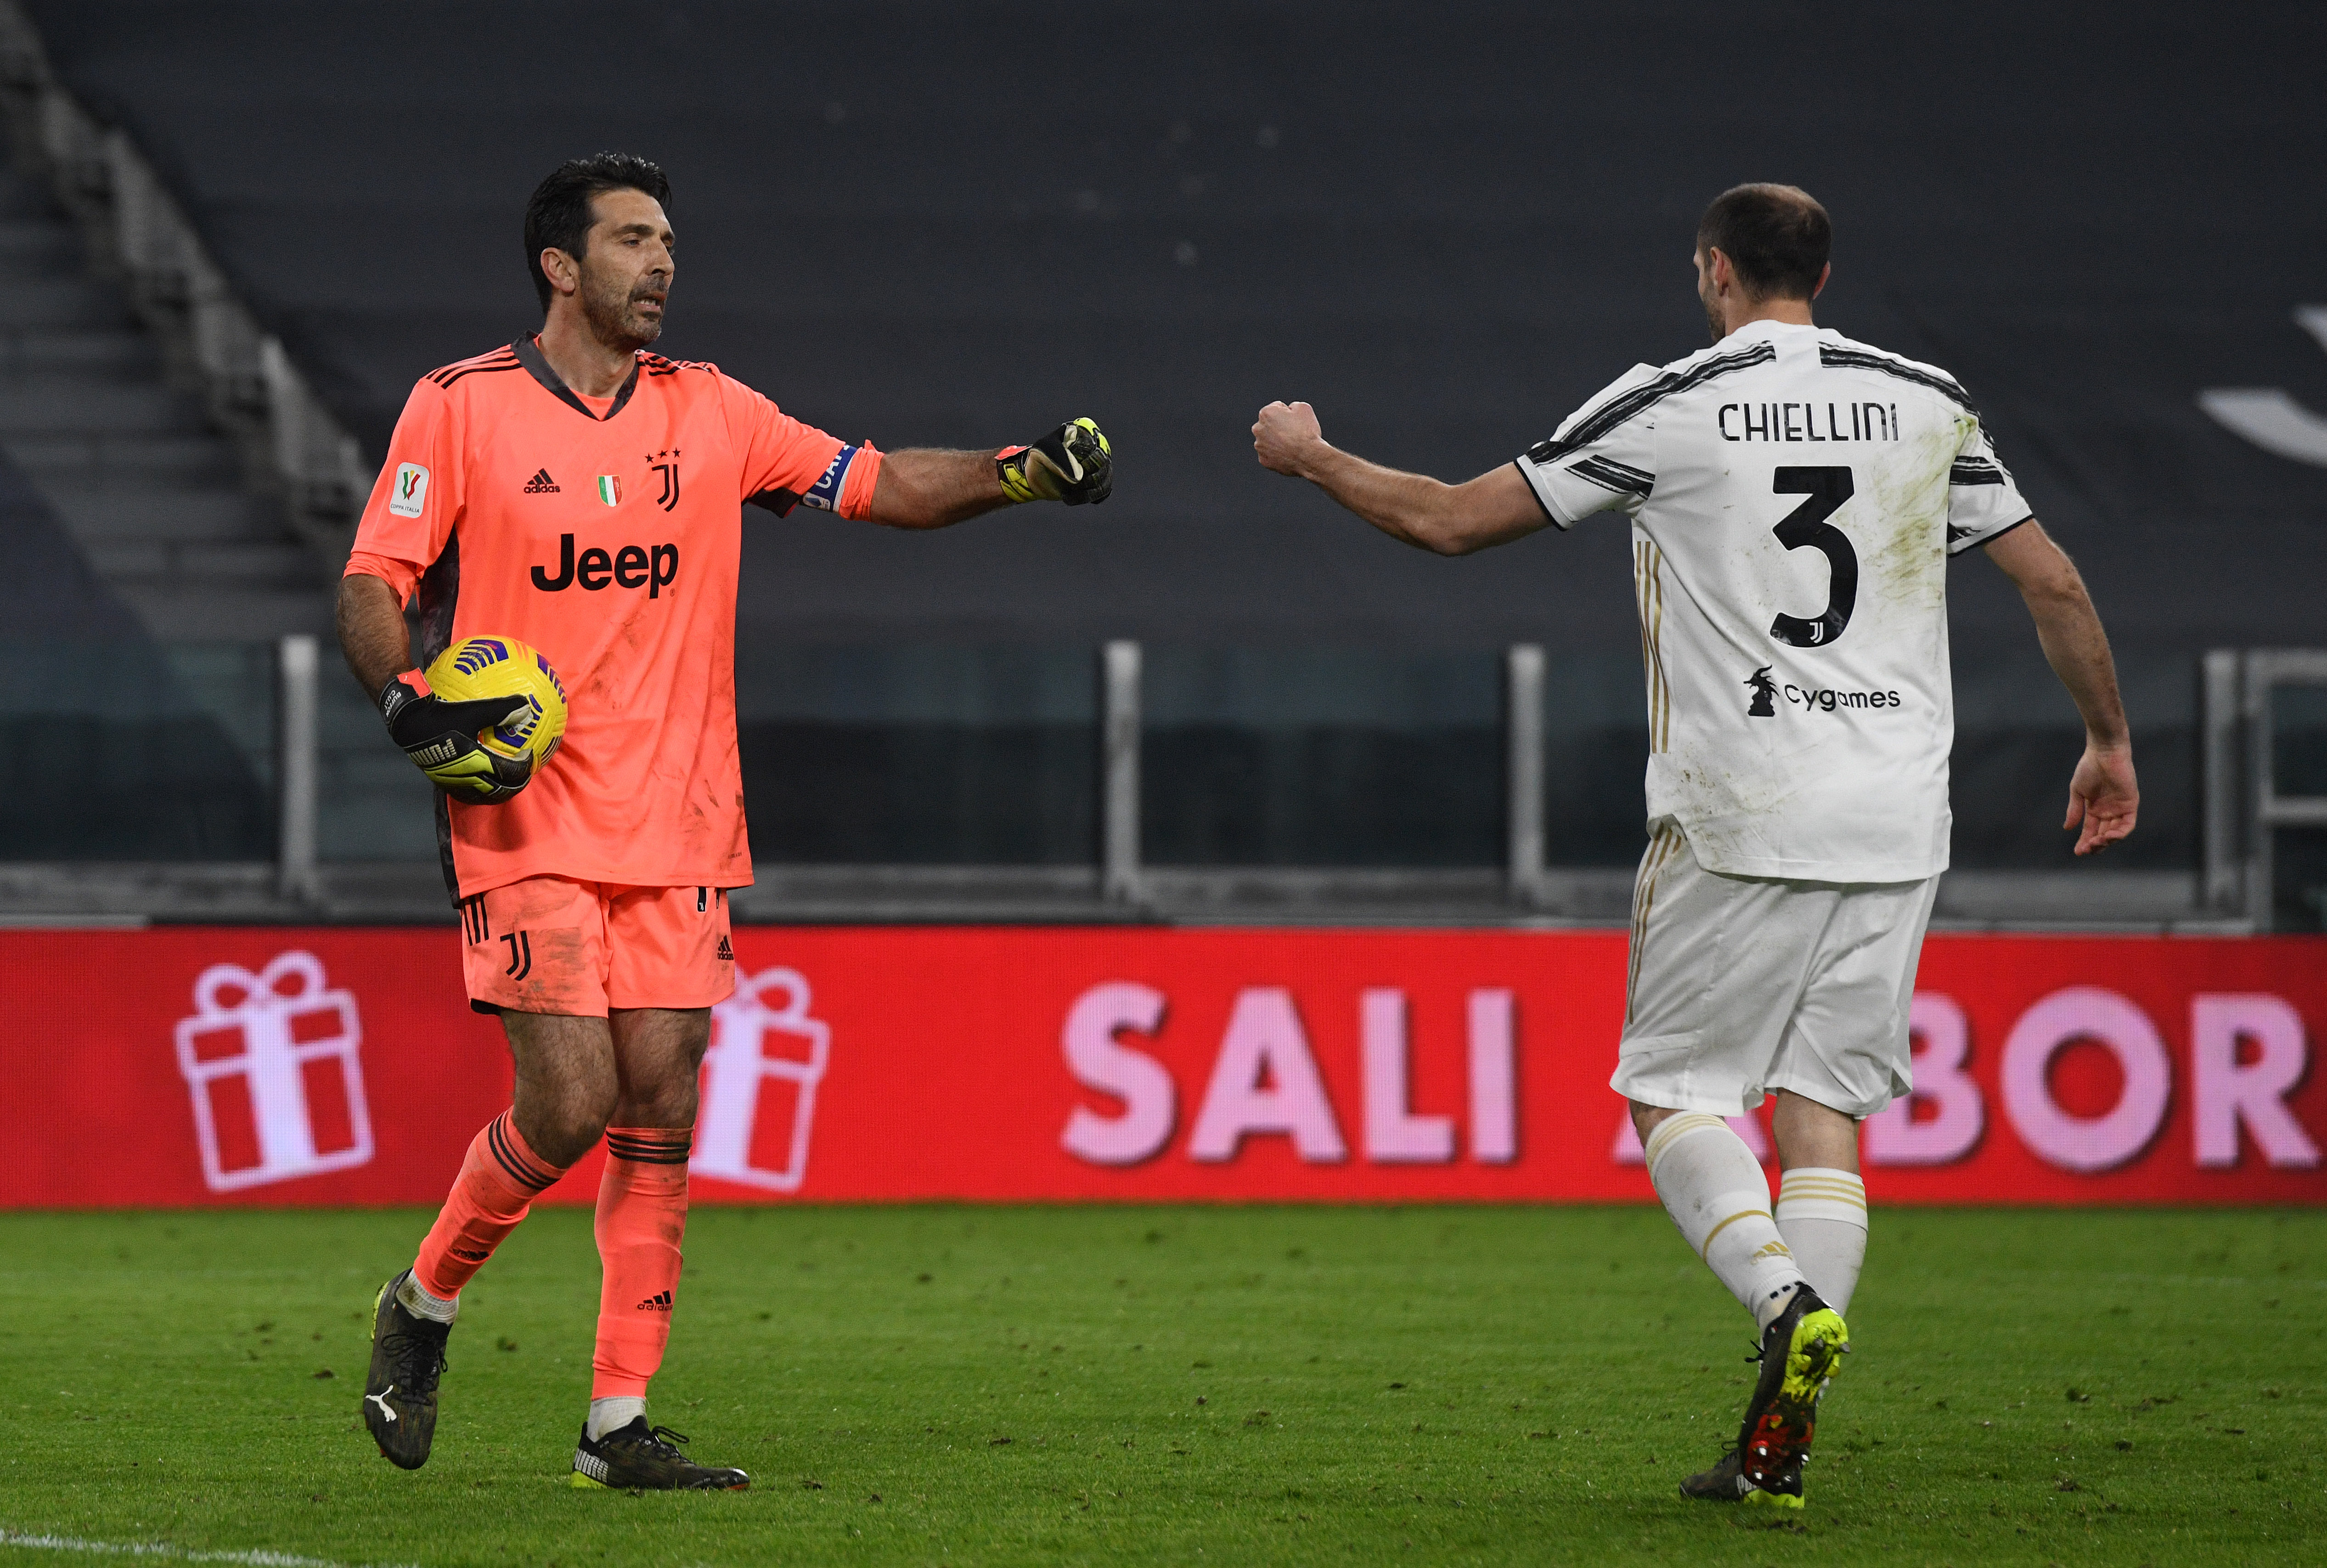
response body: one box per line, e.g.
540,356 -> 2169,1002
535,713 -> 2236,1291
378,670 -> 534,804
997,417 -> 1113,506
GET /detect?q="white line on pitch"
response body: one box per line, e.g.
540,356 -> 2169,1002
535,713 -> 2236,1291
0,1529 -> 418,1568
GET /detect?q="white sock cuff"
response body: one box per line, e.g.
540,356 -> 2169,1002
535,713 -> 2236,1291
1642,1111 -> 1732,1180
586,1396 -> 648,1441
1776,1167 -> 1868,1230
396,1270 -> 458,1324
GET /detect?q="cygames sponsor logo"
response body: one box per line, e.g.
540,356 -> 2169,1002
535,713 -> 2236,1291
1743,667 -> 1904,717
1784,681 -> 1904,714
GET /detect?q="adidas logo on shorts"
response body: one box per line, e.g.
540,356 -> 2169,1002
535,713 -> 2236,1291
715,935 -> 734,962
523,467 -> 560,494
636,1289 -> 674,1313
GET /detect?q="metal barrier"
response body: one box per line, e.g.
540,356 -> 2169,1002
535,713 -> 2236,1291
2217,649 -> 2327,932
28,639 -> 2315,931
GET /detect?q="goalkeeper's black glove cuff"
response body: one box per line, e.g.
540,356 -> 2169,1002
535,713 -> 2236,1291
997,416 -> 1113,506
380,670 -> 534,804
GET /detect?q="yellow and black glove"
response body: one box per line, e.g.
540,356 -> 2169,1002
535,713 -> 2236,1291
997,417 -> 1113,506
378,670 -> 533,803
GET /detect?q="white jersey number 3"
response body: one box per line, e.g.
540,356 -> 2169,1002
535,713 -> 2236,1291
1769,466 -> 1857,647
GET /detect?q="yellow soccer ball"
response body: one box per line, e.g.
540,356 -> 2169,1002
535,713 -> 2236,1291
422,635 -> 569,778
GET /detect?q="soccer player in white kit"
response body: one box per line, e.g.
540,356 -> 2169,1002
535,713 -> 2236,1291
1252,183 -> 2138,1510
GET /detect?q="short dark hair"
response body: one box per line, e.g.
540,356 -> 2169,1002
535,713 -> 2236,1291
523,153 -> 672,311
1696,184 -> 1830,301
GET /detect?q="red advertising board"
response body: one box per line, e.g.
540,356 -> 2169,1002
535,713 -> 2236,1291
1,927 -> 2321,1209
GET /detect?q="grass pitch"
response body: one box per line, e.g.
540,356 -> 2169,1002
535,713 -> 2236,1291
0,1206 -> 2319,1567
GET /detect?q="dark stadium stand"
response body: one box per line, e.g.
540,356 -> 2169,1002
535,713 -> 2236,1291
0,444 -> 269,858
6,0 -> 2321,889
21,1 -> 2322,654
0,152 -> 323,642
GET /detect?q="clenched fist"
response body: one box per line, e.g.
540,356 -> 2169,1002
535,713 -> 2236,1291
1253,400 -> 1326,477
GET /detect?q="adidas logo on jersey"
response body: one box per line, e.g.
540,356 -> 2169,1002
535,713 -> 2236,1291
524,468 -> 561,494
636,1290 -> 674,1313
715,935 -> 733,962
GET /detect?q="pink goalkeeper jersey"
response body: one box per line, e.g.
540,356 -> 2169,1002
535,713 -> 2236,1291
345,335 -> 883,899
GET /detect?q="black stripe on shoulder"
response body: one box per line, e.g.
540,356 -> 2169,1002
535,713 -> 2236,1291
1528,342 -> 1775,464
1570,454 -> 1655,496
428,351 -> 519,387
433,360 -> 524,390
1819,345 -> 1979,416
1949,512 -> 2034,554
1949,456 -> 2005,486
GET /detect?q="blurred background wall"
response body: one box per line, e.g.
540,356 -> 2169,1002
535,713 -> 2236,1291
4,1 -> 2321,908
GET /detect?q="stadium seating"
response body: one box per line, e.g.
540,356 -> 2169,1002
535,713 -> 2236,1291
0,157 -> 324,641
11,1 -> 2321,876
21,1 -> 2322,657
0,437 -> 268,858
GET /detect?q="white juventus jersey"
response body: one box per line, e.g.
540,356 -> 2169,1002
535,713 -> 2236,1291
1516,319 -> 2032,882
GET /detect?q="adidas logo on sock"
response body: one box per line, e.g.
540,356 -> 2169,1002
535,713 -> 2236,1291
715,935 -> 733,961
524,467 -> 561,494
636,1290 -> 674,1313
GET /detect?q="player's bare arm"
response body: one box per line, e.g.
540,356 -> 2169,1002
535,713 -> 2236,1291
335,571 -> 408,702
1983,518 -> 2139,855
1251,399 -> 1547,555
865,421 -> 1117,529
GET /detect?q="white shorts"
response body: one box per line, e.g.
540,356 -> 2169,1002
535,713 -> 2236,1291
1611,819 -> 1938,1119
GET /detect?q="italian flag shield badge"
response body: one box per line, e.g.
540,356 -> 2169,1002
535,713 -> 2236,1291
596,475 -> 621,506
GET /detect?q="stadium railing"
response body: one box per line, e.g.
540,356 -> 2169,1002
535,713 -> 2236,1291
2,637 -> 2317,933
2224,649 -> 2327,932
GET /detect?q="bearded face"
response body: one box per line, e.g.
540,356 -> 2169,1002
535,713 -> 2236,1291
577,246 -> 666,351
560,187 -> 672,352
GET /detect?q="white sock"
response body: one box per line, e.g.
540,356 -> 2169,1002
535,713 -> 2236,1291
587,1396 -> 647,1441
1775,1166 -> 1868,1319
1644,1112 -> 1806,1332
395,1270 -> 458,1325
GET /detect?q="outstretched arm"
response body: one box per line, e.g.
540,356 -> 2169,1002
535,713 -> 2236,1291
867,419 -> 1113,529
865,449 -> 1013,530
1983,519 -> 2138,855
1251,400 -> 1551,556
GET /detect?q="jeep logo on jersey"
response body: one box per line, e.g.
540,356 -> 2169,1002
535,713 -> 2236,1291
530,534 -> 679,597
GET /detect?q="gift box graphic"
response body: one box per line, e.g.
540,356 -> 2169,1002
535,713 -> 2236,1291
695,967 -> 830,1192
172,950 -> 374,1192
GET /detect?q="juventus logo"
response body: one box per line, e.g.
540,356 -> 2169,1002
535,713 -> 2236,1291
653,457 -> 682,511
500,930 -> 533,982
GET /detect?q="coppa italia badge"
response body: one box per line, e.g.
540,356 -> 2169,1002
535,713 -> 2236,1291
172,951 -> 374,1192
693,967 -> 831,1192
